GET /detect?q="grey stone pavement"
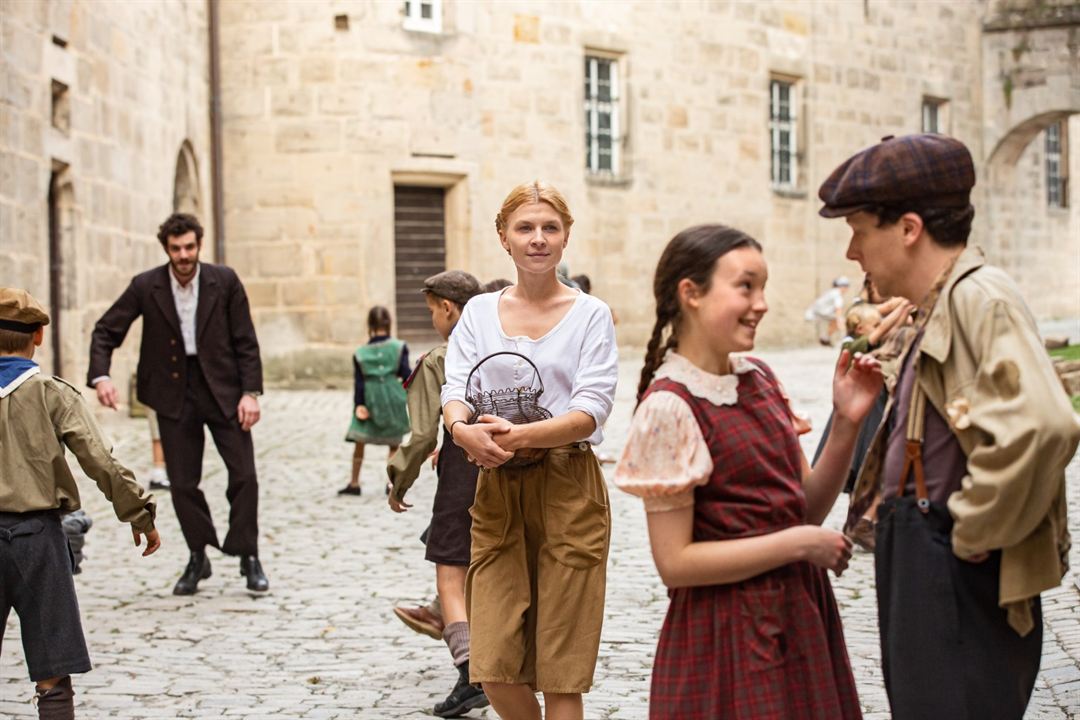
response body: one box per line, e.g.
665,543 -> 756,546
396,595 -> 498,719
3,345 -> 1079,719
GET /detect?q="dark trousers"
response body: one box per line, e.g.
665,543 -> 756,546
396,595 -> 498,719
158,357 -> 259,556
424,427 -> 479,566
0,511 -> 91,681
875,497 -> 1042,720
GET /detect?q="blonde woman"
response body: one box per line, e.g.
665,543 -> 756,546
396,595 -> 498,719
441,181 -> 618,720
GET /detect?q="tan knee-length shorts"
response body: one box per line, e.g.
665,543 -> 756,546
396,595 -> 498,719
466,442 -> 610,694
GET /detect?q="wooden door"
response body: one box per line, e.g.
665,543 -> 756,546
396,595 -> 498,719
393,186 -> 445,344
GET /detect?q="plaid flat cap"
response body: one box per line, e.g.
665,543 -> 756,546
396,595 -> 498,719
818,134 -> 975,218
0,288 -> 50,332
422,270 -> 481,306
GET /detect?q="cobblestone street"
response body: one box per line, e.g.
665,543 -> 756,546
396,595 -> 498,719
3,346 -> 1079,719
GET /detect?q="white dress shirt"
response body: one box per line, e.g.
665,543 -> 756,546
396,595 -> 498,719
441,289 -> 619,445
170,264 -> 200,356
91,264 -> 202,386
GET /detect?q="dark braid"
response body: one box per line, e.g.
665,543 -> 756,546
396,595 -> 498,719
634,224 -> 762,409
636,311 -> 672,405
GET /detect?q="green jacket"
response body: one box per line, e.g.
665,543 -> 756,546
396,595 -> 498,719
386,344 -> 447,502
0,371 -> 156,532
848,246 -> 1079,635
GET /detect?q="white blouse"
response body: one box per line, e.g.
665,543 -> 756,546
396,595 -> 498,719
441,289 -> 619,445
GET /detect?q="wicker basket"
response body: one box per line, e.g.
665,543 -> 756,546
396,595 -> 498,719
465,351 -> 552,468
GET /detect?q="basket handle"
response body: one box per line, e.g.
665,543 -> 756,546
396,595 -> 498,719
465,351 -> 545,398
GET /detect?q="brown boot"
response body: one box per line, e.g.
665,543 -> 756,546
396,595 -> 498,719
35,676 -> 74,720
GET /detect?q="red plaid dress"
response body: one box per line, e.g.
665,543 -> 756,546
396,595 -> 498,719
642,361 -> 861,720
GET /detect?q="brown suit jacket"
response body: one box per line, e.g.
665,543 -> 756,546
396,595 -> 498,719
87,263 -> 263,420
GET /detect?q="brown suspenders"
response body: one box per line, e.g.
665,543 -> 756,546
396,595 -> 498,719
898,375 -> 931,513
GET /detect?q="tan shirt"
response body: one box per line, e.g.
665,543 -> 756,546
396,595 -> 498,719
0,370 -> 156,532
387,344 -> 446,502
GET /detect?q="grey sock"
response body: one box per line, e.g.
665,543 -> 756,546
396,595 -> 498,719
443,621 -> 470,667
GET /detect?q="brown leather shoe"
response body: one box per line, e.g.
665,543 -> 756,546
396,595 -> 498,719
393,603 -> 445,640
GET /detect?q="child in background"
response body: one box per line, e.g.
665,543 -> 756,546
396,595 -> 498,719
386,270 -> 489,718
480,278 -> 513,293
805,276 -> 851,346
0,288 -> 160,720
614,226 -> 882,719
339,306 -> 411,497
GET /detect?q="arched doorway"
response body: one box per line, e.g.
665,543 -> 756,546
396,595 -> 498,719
47,168 -> 79,377
173,141 -> 202,216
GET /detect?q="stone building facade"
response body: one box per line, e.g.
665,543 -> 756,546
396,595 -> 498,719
1,0 -> 213,386
2,0 -> 1078,389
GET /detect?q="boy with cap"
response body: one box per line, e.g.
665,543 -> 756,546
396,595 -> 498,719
0,288 -> 160,720
386,270 -> 489,718
819,134 -> 1080,719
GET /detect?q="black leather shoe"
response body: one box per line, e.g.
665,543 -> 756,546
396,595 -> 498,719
240,555 -> 269,592
433,661 -> 489,718
172,551 -> 211,596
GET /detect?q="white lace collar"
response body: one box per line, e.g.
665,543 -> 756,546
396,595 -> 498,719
653,352 -> 760,406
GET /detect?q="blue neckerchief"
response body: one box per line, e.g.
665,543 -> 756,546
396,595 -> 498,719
0,356 -> 39,391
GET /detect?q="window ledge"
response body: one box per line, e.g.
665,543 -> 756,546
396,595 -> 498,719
772,187 -> 808,200
586,174 -> 633,188
402,20 -> 442,34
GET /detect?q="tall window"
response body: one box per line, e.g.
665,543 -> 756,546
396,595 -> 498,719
585,55 -> 621,176
769,79 -> 797,189
1046,121 -> 1067,208
922,99 -> 940,133
920,97 -> 946,133
403,0 -> 441,33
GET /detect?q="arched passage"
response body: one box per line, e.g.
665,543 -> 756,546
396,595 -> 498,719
47,169 -> 79,377
982,110 -> 1079,319
173,140 -> 202,216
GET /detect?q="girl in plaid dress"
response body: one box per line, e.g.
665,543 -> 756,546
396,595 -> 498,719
614,225 -> 882,720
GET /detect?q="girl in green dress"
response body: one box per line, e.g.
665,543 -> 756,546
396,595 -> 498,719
339,306 -> 411,496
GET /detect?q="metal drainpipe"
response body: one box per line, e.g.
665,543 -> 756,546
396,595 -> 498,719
208,0 -> 226,263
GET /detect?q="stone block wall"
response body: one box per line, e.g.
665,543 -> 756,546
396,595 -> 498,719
1,0 -> 212,393
219,0 -> 1067,384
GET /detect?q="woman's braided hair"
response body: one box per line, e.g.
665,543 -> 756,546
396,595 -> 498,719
636,224 -> 762,407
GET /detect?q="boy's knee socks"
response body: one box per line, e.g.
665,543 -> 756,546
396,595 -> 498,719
443,621 -> 470,667
35,676 -> 74,720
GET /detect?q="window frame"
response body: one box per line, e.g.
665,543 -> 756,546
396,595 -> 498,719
584,53 -> 623,178
921,96 -> 948,134
1046,121 -> 1068,209
769,78 -> 798,191
403,0 -> 442,34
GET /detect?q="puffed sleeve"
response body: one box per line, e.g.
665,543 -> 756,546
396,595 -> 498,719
567,301 -> 618,427
441,301 -> 478,409
613,390 -> 713,513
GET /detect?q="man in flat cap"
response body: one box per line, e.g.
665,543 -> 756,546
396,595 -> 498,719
88,213 -> 269,596
386,270 -> 490,718
0,288 -> 160,720
819,134 -> 1080,719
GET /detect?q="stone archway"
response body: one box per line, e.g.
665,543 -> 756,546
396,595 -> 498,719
980,3 -> 1080,320
47,168 -> 82,378
173,140 -> 202,216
